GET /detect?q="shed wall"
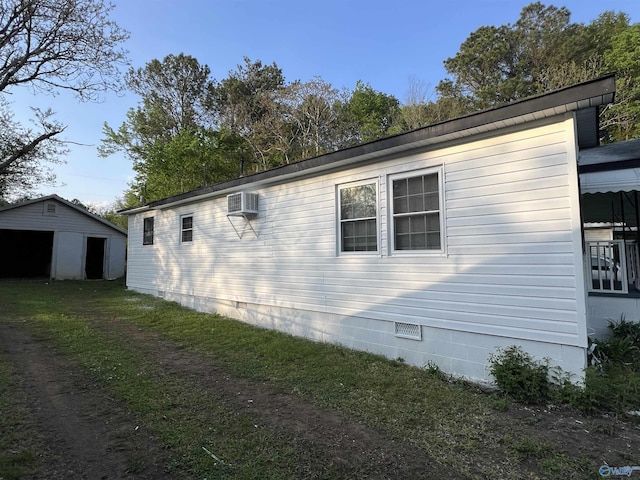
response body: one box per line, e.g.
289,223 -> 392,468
0,199 -> 127,280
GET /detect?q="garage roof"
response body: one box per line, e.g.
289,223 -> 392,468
0,194 -> 127,235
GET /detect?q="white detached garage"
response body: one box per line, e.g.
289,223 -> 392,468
122,76 -> 617,382
0,195 -> 126,280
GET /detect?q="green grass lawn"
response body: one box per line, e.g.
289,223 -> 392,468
0,279 -> 636,479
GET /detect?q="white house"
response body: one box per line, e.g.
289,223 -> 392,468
122,75 -> 620,382
0,195 -> 127,280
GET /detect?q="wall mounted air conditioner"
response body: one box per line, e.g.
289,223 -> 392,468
227,192 -> 259,216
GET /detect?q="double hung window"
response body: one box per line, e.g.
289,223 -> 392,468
338,181 -> 378,252
391,168 -> 442,252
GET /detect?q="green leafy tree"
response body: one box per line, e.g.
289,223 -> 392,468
339,81 -> 402,145
100,54 -> 239,201
435,3 -> 640,141
101,54 -> 214,159
602,24 -> 640,141
0,0 -> 129,198
135,128 -> 238,201
440,2 -> 578,109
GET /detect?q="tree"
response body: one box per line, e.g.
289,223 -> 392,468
101,54 -> 214,159
339,81 -> 402,145
0,98 -> 67,197
0,0 -> 129,198
209,57 -> 286,171
439,2 -> 580,109
401,77 -> 472,130
133,128 -> 239,201
435,2 -> 640,141
601,23 -> 640,141
268,77 -> 346,161
100,54 -> 239,202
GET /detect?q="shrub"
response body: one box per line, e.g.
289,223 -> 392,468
593,318 -> 640,370
608,317 -> 640,345
488,346 -> 550,404
578,317 -> 640,413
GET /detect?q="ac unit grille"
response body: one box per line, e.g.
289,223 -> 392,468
394,322 -> 422,340
227,192 -> 258,216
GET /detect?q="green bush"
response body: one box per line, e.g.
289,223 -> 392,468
487,319 -> 640,413
488,346 -> 550,404
608,317 -> 640,345
578,318 -> 640,414
593,318 -> 640,369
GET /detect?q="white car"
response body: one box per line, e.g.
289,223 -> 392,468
591,256 -> 621,281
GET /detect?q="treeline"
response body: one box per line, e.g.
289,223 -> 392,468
102,2 -> 640,206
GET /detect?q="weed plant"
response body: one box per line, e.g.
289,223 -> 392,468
488,346 -> 550,404
488,318 -> 640,415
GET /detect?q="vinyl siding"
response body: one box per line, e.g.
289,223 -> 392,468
127,115 -> 585,357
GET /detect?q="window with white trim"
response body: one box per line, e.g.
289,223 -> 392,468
143,217 -> 154,245
391,168 -> 442,251
181,215 -> 193,243
338,181 -> 378,252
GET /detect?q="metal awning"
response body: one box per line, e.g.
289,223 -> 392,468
580,168 -> 640,194
579,139 -> 640,194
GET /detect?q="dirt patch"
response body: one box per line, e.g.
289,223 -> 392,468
0,317 -> 459,479
496,401 -> 640,466
0,324 -> 179,479
87,320 -> 459,479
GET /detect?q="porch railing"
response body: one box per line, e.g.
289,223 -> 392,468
586,240 -> 639,294
626,241 -> 640,291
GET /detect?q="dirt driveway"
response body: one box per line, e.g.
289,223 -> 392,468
0,316 -> 451,479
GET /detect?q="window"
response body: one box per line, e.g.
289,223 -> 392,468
181,215 -> 193,243
45,203 -> 56,214
339,181 -> 377,252
391,169 -> 442,251
143,217 -> 154,245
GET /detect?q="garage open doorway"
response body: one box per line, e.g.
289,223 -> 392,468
85,237 -> 105,279
0,229 -> 54,278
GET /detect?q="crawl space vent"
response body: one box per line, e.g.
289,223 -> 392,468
394,321 -> 422,340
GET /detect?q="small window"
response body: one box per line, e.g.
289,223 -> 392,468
143,217 -> 154,245
391,168 -> 442,252
181,215 -> 193,243
338,181 -> 378,252
46,203 -> 56,214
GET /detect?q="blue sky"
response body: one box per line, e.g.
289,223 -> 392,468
7,0 -> 640,206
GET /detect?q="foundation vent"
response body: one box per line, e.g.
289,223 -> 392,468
394,321 -> 422,340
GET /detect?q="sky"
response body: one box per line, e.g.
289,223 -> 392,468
7,0 -> 640,207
